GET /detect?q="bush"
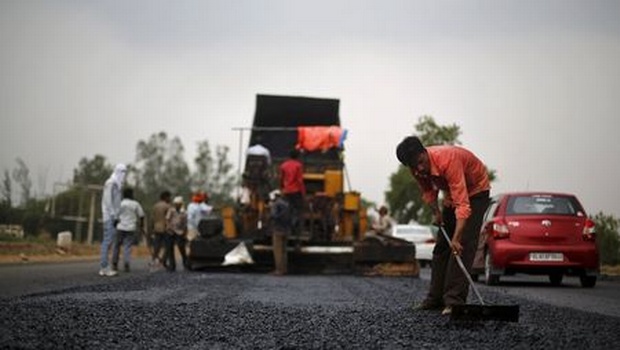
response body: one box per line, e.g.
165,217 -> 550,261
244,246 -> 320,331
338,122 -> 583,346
592,212 -> 620,266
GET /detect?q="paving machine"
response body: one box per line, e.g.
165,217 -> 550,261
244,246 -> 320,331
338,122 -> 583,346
188,94 -> 418,275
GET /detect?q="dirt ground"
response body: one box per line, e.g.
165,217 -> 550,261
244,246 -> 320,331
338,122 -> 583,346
0,241 -> 150,265
1,241 -> 618,276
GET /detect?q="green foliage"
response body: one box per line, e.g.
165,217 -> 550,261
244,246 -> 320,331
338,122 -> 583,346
12,158 -> 32,207
592,212 -> 620,265
134,132 -> 192,205
1,169 -> 11,207
73,155 -> 113,185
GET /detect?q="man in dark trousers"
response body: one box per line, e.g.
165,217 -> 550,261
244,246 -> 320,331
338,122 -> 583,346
279,149 -> 305,236
269,190 -> 290,275
396,136 -> 490,316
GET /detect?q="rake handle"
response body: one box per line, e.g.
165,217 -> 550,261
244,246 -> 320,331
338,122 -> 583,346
438,225 -> 486,306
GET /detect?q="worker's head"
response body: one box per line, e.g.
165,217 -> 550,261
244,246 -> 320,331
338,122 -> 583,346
160,191 -> 171,202
379,205 -> 388,216
123,187 -> 134,200
269,189 -> 281,202
110,163 -> 127,185
173,196 -> 184,208
396,136 -> 430,177
192,192 -> 204,203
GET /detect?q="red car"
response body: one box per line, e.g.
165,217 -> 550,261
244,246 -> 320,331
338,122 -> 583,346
471,192 -> 599,287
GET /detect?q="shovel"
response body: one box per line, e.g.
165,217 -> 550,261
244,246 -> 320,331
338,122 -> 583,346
439,226 -> 520,322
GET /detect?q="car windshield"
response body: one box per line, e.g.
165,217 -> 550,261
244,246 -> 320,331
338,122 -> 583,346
506,195 -> 583,216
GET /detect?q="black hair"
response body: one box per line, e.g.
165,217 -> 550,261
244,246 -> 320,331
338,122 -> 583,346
160,191 -> 171,200
289,149 -> 300,159
396,136 -> 426,167
123,187 -> 134,200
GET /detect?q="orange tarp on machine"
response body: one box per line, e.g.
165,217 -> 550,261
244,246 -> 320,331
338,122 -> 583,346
296,126 -> 347,152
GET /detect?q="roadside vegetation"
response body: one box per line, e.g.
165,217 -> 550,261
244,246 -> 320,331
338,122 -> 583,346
1,124 -> 619,269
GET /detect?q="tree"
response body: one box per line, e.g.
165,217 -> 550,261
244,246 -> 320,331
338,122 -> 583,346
592,212 -> 620,265
73,154 -> 113,185
385,115 -> 496,224
134,132 -> 191,205
193,140 -> 236,205
12,158 -> 32,207
1,169 -> 11,207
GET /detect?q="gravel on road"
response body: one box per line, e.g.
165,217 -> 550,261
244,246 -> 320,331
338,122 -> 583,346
1,271 -> 619,349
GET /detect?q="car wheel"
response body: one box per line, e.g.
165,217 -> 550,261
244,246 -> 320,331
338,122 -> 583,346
580,275 -> 597,288
484,251 -> 500,286
549,273 -> 563,286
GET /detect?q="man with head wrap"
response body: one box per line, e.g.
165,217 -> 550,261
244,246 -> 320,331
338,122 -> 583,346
99,163 -> 127,276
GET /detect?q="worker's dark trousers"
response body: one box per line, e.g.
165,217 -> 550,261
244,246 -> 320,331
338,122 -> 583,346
285,192 -> 303,236
426,191 -> 490,306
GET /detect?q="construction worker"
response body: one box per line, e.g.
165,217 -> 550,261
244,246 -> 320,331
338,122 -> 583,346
370,205 -> 393,236
396,135 -> 490,316
279,149 -> 305,237
269,190 -> 290,275
99,163 -> 126,277
150,191 -> 171,269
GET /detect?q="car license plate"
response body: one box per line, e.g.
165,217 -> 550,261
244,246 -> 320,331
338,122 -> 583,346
529,252 -> 564,262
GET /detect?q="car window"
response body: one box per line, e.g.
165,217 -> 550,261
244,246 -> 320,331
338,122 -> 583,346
506,195 -> 582,215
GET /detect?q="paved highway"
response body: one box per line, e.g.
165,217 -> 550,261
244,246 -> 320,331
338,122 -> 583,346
1,261 -> 619,349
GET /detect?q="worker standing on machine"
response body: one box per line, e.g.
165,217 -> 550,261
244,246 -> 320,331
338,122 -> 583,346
279,149 -> 305,237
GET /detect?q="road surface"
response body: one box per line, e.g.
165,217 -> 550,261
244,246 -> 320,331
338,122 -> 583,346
1,261 -> 619,349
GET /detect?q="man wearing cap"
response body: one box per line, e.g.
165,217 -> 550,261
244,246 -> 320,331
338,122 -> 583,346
99,163 -> 127,277
396,136 -> 490,316
269,190 -> 290,275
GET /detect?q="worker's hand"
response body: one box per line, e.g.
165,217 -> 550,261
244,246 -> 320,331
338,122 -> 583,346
450,238 -> 463,256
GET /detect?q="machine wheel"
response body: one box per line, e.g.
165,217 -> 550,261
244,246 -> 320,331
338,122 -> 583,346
580,275 -> 597,288
484,251 -> 500,286
549,273 -> 563,286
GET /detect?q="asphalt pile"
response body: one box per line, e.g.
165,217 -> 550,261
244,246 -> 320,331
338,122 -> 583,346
1,272 -> 619,349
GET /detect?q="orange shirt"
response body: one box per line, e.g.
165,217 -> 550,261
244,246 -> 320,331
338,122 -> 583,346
411,145 -> 490,220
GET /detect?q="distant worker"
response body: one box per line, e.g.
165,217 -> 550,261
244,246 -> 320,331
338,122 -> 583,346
186,192 -> 211,241
112,187 -> 144,273
279,149 -> 305,236
396,136 -> 490,316
247,143 -> 272,165
99,163 -> 127,277
150,190 -> 171,270
370,206 -> 393,236
269,190 -> 290,275
164,196 -> 188,271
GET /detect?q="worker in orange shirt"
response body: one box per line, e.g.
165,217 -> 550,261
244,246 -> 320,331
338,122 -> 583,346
396,136 -> 490,316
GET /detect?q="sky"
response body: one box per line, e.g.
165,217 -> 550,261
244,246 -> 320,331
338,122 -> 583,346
1,0 -> 619,217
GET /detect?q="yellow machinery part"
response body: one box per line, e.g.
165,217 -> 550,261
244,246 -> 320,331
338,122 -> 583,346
324,170 -> 343,197
222,206 -> 237,239
344,192 -> 360,211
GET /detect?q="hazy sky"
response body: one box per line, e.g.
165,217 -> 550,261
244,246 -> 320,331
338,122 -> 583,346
1,0 -> 619,217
